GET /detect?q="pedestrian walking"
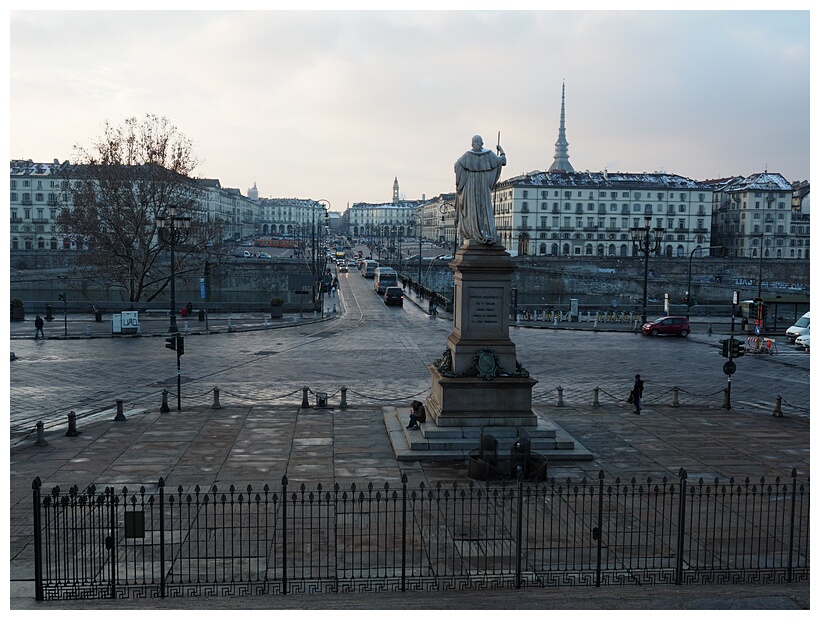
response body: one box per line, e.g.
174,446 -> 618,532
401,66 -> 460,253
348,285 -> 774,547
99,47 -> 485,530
630,374 -> 644,415
330,286 -> 336,298
34,314 -> 45,340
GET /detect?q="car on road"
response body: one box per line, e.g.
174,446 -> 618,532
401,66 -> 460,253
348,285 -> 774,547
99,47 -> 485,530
257,251 -> 272,259
641,316 -> 690,337
338,263 -> 348,273
795,332 -> 810,351
383,286 -> 404,306
435,254 -> 454,261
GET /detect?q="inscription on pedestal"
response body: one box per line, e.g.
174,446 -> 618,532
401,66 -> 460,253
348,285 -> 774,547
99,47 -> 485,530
467,287 -> 503,332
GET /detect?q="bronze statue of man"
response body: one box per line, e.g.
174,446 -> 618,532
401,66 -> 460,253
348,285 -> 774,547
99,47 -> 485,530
454,135 -> 506,245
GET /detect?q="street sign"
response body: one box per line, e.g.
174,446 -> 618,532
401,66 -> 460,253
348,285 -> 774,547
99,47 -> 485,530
723,361 -> 737,376
200,277 -> 206,300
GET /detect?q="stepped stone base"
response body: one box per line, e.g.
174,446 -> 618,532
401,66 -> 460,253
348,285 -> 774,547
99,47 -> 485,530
383,406 -> 594,463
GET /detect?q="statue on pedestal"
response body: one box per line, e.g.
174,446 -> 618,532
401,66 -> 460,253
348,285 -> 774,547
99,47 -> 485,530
454,135 -> 506,245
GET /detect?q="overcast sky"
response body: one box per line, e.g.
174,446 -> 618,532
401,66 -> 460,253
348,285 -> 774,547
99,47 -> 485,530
9,8 -> 811,214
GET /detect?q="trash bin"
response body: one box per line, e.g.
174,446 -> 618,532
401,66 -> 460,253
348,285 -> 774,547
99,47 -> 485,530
95,310 -> 102,322
45,304 -> 53,321
198,309 -> 205,322
181,307 -> 187,318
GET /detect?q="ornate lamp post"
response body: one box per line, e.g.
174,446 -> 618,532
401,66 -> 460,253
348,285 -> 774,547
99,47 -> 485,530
313,200 -> 330,312
156,205 -> 192,333
630,214 -> 664,325
439,202 -> 456,255
409,215 -> 422,283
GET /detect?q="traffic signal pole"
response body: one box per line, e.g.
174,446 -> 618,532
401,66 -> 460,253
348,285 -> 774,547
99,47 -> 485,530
165,335 -> 185,411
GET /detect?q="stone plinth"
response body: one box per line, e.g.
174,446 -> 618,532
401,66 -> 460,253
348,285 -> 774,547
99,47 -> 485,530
426,365 -> 537,427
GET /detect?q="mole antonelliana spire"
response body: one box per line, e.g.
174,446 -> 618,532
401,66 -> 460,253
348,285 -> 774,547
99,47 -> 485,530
549,81 -> 574,173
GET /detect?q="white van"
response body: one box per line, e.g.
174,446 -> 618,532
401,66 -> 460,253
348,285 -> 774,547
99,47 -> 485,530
374,267 -> 398,294
785,311 -> 810,343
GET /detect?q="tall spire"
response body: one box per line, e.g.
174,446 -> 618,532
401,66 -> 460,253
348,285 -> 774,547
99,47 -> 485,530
549,81 -> 574,173
393,176 -> 400,203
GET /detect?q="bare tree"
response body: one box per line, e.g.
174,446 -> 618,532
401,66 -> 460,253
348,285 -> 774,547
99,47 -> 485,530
57,114 -> 223,303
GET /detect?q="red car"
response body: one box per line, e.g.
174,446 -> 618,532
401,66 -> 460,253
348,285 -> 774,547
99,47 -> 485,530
641,316 -> 690,337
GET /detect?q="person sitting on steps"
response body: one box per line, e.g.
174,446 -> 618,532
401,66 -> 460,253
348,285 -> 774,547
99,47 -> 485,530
407,400 -> 426,429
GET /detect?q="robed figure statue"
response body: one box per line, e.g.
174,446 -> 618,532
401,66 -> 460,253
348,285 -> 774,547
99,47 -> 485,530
454,135 -> 506,245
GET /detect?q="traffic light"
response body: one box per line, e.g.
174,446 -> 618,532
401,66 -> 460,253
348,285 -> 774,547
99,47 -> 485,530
720,339 -> 730,358
58,293 -> 65,302
731,338 -> 745,359
165,335 -> 185,356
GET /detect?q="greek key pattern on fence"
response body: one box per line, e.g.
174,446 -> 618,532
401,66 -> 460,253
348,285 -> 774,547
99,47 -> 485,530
32,469 -> 809,601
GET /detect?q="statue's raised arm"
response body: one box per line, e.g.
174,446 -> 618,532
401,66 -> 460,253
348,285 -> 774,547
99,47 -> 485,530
454,135 -> 506,245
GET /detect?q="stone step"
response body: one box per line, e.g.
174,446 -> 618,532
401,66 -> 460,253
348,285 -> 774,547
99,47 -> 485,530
383,408 -> 594,463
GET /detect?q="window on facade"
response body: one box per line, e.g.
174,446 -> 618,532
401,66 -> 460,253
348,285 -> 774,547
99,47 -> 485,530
24,209 -> 30,219
679,205 -> 686,212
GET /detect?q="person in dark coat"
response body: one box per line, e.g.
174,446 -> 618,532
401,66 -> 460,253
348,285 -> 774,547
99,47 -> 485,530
407,400 -> 426,429
632,374 -> 644,414
34,315 -> 45,340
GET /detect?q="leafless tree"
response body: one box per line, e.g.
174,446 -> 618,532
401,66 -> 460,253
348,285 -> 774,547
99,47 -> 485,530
57,114 -> 224,302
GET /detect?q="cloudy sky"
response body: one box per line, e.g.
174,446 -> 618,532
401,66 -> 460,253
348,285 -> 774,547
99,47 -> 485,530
9,8 -> 811,214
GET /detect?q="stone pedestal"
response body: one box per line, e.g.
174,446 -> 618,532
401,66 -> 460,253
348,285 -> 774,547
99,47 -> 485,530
427,240 -> 537,427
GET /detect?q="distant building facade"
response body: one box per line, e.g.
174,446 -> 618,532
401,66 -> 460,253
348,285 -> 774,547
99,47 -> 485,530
708,172 -> 810,259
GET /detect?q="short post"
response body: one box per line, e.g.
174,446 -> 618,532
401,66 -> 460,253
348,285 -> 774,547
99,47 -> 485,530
34,421 -> 48,447
708,324 -> 713,335
114,399 -> 126,421
66,411 -> 81,437
772,394 -> 783,418
212,387 -> 222,410
183,321 -> 189,333
591,387 -> 600,408
671,387 -> 680,408
227,318 -> 234,332
160,389 -> 170,414
301,386 -> 310,408
556,386 -> 564,407
553,317 -> 558,328
85,324 -> 91,337
264,318 -> 269,329
340,386 -> 348,409
593,319 -> 598,329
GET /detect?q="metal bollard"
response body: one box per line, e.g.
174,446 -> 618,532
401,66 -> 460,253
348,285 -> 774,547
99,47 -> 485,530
593,319 -> 598,329
115,399 -> 126,421
85,324 -> 91,337
34,421 -> 48,447
212,387 -> 222,410
184,321 -> 189,333
66,411 -> 81,437
265,318 -> 269,329
340,386 -> 348,409
301,386 -> 310,408
671,387 -> 680,408
160,389 -> 170,414
556,386 -> 564,407
772,394 -> 783,418
227,318 -> 234,332
591,387 -> 600,408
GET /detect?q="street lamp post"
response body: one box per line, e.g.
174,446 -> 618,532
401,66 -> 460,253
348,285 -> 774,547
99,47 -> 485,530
439,202 -> 456,256
630,214 -> 664,325
156,205 -> 192,333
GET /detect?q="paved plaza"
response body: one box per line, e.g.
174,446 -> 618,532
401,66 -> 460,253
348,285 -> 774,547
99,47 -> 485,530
9,271 -> 810,609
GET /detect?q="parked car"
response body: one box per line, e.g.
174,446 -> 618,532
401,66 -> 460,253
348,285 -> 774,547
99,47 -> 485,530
785,311 -> 810,343
641,316 -> 690,337
243,250 -> 252,258
383,287 -> 404,306
257,251 -> 272,259
795,332 -> 810,351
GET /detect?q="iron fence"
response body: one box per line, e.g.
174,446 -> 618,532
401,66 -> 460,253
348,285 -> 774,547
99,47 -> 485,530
32,468 -> 809,600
